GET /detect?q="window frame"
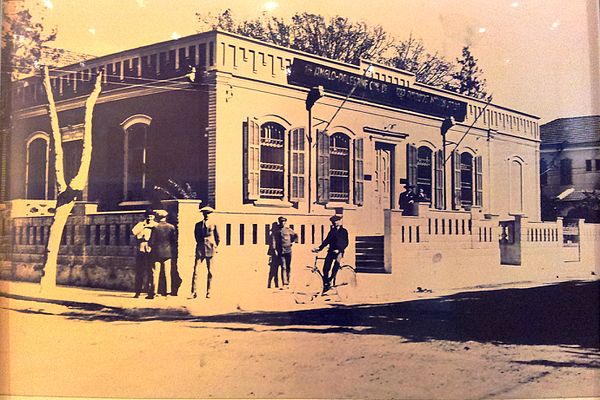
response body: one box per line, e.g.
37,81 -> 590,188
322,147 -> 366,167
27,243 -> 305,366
25,132 -> 50,200
120,114 -> 153,202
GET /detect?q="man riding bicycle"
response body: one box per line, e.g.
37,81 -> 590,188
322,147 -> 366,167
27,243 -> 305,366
312,215 -> 349,292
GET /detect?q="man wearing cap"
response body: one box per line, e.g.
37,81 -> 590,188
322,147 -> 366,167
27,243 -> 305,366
312,215 -> 349,291
269,216 -> 298,288
147,209 -> 176,299
192,206 -> 220,299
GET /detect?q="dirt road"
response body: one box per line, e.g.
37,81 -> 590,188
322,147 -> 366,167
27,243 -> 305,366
2,281 -> 599,399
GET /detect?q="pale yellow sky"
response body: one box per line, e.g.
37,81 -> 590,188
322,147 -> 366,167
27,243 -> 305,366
12,0 -> 600,123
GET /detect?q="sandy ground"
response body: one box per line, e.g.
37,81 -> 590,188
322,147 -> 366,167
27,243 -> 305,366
1,281 -> 599,399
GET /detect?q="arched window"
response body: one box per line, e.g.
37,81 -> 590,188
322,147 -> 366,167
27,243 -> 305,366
510,159 -> 523,213
417,146 -> 433,201
460,152 -> 474,206
26,135 -> 49,199
260,122 -> 285,199
329,133 -> 350,201
122,115 -> 152,201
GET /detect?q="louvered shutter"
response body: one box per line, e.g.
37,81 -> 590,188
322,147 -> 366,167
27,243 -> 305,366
434,150 -> 444,209
475,155 -> 483,206
354,138 -> 364,206
407,144 -> 418,188
289,127 -> 306,202
452,150 -> 462,209
243,118 -> 260,201
316,130 -> 330,204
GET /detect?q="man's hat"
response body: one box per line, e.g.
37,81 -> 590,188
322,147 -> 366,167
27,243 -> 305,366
330,215 -> 342,222
200,206 -> 215,214
278,216 -> 287,222
155,209 -> 168,218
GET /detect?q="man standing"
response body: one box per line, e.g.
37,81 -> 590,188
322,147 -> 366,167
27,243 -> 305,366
131,210 -> 157,298
192,206 -> 220,299
313,215 -> 349,291
147,209 -> 176,299
270,216 -> 298,288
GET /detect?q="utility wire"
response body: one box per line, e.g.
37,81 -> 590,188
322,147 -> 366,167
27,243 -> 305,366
445,94 -> 494,163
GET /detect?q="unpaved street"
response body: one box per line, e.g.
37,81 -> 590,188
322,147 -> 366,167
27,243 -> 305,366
2,281 -> 599,399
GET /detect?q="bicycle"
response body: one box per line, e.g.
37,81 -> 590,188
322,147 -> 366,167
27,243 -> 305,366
292,255 -> 357,304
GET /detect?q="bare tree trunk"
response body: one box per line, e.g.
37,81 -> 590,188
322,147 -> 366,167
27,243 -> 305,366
39,199 -> 75,289
39,66 -> 102,292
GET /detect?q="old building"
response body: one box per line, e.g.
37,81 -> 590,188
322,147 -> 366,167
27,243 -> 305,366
3,30 -> 595,293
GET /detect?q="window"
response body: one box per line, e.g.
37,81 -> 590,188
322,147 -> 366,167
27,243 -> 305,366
243,119 -> 306,202
451,151 -> 482,209
408,145 -> 444,209
316,130 -> 363,205
121,115 -> 152,202
26,135 -> 49,199
560,158 -> 572,185
596,159 -> 600,171
329,133 -> 350,201
416,147 -> 432,202
586,160 -> 592,171
460,153 -> 473,207
259,122 -> 285,199
510,160 -> 523,213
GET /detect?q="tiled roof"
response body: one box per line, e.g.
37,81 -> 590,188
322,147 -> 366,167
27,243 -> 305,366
559,189 -> 600,202
41,46 -> 95,68
540,115 -> 600,145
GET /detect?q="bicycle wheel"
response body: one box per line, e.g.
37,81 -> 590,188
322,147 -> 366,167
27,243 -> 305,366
292,270 -> 323,304
333,265 -> 357,301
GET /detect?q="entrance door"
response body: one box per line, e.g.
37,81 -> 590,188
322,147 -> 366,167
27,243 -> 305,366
375,143 -> 395,210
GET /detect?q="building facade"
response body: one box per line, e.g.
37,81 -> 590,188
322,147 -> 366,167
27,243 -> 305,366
540,116 -> 600,222
6,30 -> 586,294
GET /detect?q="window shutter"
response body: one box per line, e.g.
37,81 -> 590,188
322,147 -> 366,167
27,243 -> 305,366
407,144 -> 418,187
316,130 -> 330,204
243,118 -> 260,201
475,155 -> 483,206
452,150 -> 462,209
354,138 -> 364,206
289,127 -> 305,202
434,150 -> 444,209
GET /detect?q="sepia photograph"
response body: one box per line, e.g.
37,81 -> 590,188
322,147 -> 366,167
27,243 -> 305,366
0,0 -> 599,398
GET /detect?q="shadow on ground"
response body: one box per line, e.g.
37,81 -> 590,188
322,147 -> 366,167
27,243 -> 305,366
6,280 -> 600,349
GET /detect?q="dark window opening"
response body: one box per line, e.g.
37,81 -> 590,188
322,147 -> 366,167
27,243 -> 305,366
329,133 -> 350,201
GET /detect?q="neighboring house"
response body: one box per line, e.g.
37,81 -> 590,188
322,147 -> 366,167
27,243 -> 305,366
540,116 -> 600,222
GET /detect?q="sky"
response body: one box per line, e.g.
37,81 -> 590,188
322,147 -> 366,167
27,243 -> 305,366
9,0 -> 600,124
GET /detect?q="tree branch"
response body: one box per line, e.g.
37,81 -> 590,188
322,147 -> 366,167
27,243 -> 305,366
70,70 -> 102,190
41,65 -> 67,193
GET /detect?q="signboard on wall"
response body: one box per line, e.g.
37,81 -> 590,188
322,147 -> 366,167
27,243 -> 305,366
287,59 -> 468,122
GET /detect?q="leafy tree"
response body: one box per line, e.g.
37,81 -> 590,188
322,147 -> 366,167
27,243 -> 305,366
386,34 -> 455,87
1,3 -> 61,80
197,10 -> 491,99
197,9 -> 393,65
447,46 -> 491,100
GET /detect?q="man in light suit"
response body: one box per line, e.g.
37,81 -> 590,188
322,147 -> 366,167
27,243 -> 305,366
192,205 -> 220,299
